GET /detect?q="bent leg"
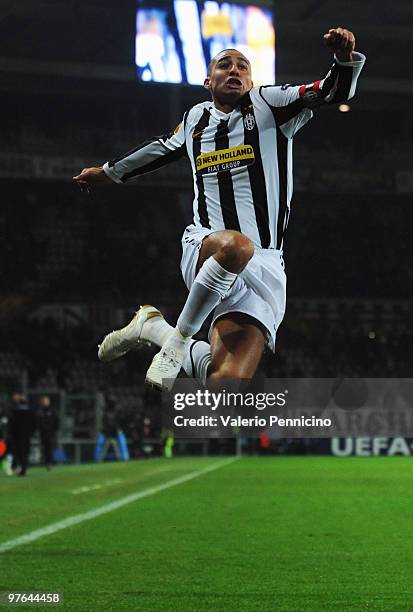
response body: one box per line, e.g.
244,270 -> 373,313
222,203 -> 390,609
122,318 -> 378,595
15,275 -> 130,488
146,231 -> 255,390
182,233 -> 262,383
196,229 -> 254,274
208,313 -> 266,381
177,230 -> 254,338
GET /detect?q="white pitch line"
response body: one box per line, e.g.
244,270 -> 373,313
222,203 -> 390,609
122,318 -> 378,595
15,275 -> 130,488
71,465 -> 176,494
71,478 -> 123,495
0,457 -> 238,553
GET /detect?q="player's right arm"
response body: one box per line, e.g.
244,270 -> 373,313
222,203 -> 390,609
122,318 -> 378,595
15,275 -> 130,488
73,166 -> 111,193
73,115 -> 187,192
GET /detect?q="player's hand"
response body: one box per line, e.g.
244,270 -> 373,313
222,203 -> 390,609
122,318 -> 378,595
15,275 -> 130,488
323,28 -> 355,62
73,167 -> 111,193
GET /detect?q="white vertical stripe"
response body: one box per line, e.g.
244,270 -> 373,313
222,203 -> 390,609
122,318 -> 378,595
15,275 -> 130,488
199,114 -> 225,229
228,109 -> 262,245
253,90 -> 279,249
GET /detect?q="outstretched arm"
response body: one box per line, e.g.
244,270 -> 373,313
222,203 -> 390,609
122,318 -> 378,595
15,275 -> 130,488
316,27 -> 365,104
73,115 -> 187,192
323,27 -> 355,62
73,167 -> 111,193
259,28 -> 365,138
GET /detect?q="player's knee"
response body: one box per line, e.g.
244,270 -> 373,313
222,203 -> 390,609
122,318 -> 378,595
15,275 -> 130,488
218,232 -> 254,272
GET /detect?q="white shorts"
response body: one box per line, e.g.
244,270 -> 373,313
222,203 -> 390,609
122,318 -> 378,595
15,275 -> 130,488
180,224 -> 287,352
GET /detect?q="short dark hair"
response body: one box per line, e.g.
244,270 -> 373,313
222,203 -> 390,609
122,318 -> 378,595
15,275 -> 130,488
207,48 -> 249,76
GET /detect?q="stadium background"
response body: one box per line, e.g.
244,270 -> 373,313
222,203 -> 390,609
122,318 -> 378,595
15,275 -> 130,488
1,0 -> 412,459
1,2 -> 413,611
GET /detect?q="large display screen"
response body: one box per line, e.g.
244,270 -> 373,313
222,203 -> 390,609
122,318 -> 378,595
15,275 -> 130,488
135,0 -> 275,86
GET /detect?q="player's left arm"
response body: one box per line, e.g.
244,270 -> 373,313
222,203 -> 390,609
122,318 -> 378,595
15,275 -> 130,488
314,27 -> 365,104
259,28 -> 365,138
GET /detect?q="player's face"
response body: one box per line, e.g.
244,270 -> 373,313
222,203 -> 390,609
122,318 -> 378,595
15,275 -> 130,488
204,50 -> 253,107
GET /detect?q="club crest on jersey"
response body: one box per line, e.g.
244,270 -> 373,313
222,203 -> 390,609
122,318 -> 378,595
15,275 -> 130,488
243,112 -> 255,130
196,145 -> 255,175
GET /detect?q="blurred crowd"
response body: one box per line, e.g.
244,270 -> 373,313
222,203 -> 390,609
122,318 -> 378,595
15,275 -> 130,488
2,180 -> 412,304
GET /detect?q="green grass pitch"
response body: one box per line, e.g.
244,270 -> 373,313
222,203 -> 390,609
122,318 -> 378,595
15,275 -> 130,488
1,456 -> 412,611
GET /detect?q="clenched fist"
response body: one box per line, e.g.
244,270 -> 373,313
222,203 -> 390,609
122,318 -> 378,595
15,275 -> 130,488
323,28 -> 356,62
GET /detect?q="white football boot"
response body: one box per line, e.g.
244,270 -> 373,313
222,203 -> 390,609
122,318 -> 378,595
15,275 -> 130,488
98,305 -> 162,362
145,331 -> 192,391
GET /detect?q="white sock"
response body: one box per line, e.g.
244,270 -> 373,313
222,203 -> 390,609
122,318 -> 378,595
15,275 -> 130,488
162,327 -> 193,356
141,316 -> 173,347
177,257 -> 238,338
183,340 -> 211,385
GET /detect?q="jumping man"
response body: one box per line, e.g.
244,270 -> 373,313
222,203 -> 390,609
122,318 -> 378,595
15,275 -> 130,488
74,28 -> 365,391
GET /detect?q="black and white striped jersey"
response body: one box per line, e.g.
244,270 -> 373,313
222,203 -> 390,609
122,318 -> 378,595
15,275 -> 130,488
103,52 -> 365,249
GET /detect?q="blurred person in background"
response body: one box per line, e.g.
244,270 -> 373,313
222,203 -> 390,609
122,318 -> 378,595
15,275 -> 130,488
36,395 -> 59,470
125,410 -> 143,459
0,408 -> 13,475
161,428 -> 174,458
96,405 -> 129,462
9,393 -> 36,477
